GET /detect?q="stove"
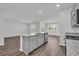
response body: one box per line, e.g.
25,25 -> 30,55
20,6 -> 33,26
66,33 -> 79,56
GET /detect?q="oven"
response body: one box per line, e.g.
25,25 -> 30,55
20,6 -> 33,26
66,33 -> 79,56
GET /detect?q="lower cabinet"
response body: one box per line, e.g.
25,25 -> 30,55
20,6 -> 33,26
37,34 -> 44,47
29,36 -> 37,52
22,37 -> 30,53
22,33 -> 48,54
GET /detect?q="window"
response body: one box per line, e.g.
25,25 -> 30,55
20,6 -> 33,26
47,23 -> 57,32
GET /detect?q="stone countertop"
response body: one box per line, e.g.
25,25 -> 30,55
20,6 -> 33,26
20,32 -> 48,37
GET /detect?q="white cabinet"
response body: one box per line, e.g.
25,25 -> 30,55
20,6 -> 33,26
40,34 -> 44,45
37,35 -> 42,47
22,36 -> 30,53
37,34 -> 44,47
29,36 -> 37,52
22,33 -> 48,54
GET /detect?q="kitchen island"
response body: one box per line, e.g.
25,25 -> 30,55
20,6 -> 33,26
20,33 -> 48,55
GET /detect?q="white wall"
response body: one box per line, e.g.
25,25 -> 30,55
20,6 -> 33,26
4,20 -> 27,37
0,11 -> 4,46
27,21 -> 40,34
0,11 -> 29,46
59,9 -> 70,46
40,19 -> 59,36
59,8 -> 79,46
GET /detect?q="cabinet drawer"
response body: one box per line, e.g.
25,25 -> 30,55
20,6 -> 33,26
23,39 -> 30,53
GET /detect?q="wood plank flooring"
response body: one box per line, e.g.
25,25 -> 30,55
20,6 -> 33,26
0,36 -> 65,56
0,36 -> 26,56
47,36 -> 65,56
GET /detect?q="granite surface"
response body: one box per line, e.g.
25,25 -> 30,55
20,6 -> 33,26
66,39 -> 79,56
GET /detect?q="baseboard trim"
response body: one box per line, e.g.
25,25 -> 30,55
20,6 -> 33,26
19,48 -> 28,55
4,36 -> 20,39
0,43 -> 4,46
20,48 -> 22,51
59,43 -> 65,46
48,35 -> 59,38
22,50 -> 29,55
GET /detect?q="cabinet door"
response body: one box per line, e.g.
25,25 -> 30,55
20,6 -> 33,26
22,37 -> 30,53
29,36 -> 37,52
40,35 -> 44,44
38,36 -> 42,47
37,35 -> 44,47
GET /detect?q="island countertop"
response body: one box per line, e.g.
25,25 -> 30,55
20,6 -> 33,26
20,32 -> 48,37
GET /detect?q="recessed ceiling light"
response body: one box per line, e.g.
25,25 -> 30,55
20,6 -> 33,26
21,20 -> 24,22
56,4 -> 60,7
38,11 -> 42,15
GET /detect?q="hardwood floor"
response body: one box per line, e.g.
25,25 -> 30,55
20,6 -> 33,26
0,36 -> 65,56
47,36 -> 65,56
0,49 -> 26,56
29,43 -> 48,56
0,36 -> 26,56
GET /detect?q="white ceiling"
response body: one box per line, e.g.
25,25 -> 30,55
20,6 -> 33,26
0,3 -> 73,23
